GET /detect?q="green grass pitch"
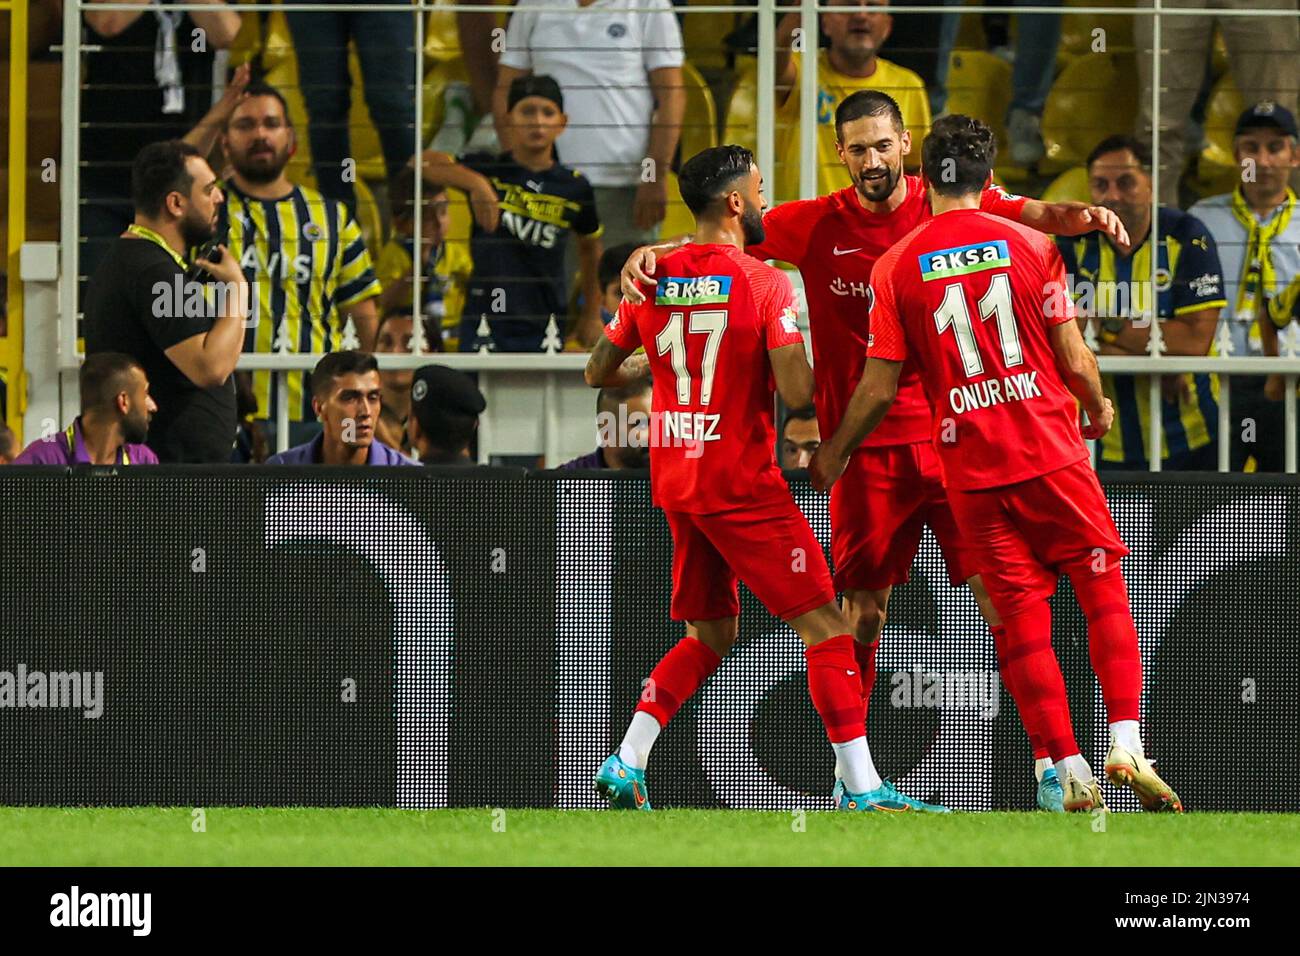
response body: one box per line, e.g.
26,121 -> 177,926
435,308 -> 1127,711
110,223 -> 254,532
2,808 -> 1298,866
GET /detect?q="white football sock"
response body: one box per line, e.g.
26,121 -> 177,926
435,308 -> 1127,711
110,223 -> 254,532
1034,757 -> 1055,783
617,711 -> 661,770
832,737 -> 882,794
1109,719 -> 1143,756
1058,753 -> 1094,783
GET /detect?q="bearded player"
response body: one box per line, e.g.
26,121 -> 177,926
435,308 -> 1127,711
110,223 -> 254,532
623,91 -> 1130,812
811,115 -> 1181,814
585,145 -> 945,813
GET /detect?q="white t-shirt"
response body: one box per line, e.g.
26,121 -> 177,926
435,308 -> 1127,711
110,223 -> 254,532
500,0 -> 684,187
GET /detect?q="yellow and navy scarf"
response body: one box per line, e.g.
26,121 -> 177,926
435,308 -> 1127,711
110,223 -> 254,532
1230,186 -> 1295,348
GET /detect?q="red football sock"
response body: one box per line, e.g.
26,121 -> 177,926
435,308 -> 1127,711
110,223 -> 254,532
998,602 -> 1078,764
1070,566 -> 1142,723
805,634 -> 867,744
854,639 -> 879,717
993,624 -> 1050,760
635,637 -> 722,727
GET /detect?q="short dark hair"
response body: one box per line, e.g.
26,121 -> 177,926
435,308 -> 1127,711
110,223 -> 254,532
131,140 -> 205,218
922,114 -> 997,198
783,405 -> 817,431
390,164 -> 448,220
596,376 -> 652,415
228,81 -> 293,129
80,352 -> 142,414
677,145 -> 756,215
0,423 -> 14,462
1086,134 -> 1152,172
835,90 -> 904,141
309,350 -> 380,399
598,242 -> 640,292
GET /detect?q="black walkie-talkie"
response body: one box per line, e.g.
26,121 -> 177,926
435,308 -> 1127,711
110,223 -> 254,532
184,240 -> 223,283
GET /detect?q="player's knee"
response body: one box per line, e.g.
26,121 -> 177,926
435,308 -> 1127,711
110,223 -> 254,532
845,599 -> 886,645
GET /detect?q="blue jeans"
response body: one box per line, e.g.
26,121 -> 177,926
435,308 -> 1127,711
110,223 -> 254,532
932,0 -> 1062,118
285,3 -> 418,208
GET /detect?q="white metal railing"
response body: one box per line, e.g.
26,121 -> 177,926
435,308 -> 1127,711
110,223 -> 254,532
37,1 -> 1300,469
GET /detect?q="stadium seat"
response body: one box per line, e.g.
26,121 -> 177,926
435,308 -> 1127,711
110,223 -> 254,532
680,0 -> 739,74
352,177 -> 385,259
1040,51 -> 1139,173
1194,72 -> 1244,199
943,50 -> 1012,167
1058,1 -> 1136,59
678,60 -> 719,165
1041,166 -> 1092,205
661,169 -> 694,238
227,7 -> 264,69
722,56 -> 758,155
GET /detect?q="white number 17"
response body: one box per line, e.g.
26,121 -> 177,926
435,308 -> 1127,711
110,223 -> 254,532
655,309 -> 728,405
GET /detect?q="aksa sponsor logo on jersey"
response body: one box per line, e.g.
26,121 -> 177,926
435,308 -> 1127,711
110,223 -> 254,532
919,240 -> 1011,281
655,275 -> 732,306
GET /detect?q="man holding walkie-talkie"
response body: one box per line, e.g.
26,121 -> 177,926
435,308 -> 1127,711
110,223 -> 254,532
83,140 -> 249,464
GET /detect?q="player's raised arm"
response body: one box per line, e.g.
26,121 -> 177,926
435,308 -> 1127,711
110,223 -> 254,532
982,182 -> 1132,250
1019,199 -> 1131,250
620,236 -> 691,303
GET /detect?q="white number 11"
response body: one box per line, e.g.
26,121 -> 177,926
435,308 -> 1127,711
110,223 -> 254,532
932,272 -> 1023,378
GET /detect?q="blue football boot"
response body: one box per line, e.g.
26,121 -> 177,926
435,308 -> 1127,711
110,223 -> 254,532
835,779 -> 951,813
594,754 -> 652,811
1036,766 -> 1066,812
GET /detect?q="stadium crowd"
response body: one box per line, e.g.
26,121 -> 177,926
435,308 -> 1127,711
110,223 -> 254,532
5,0 -> 1299,469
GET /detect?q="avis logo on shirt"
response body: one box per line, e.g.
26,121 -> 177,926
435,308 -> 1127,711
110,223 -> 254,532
655,275 -> 732,305
920,240 -> 1011,281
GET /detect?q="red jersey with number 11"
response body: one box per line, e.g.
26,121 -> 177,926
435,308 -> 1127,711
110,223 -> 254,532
866,209 -> 1089,491
606,242 -> 807,514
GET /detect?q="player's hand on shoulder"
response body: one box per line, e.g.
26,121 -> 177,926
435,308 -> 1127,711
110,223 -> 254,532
808,443 -> 848,493
620,239 -> 686,304
1082,398 -> 1115,440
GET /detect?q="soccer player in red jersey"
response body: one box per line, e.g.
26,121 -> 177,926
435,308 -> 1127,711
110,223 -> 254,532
622,91 -> 1130,810
812,115 -> 1182,813
584,145 -> 947,812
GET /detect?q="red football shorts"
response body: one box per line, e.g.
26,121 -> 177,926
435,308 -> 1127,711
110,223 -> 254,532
829,441 -> 978,592
664,494 -> 836,622
946,459 -> 1130,618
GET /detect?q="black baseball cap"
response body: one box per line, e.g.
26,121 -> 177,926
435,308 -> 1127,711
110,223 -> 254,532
508,74 -> 564,112
1234,102 -> 1298,139
410,364 -> 486,431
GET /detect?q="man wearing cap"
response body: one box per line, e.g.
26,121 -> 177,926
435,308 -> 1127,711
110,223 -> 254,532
12,353 -> 160,466
417,74 -> 605,352
1190,103 -> 1300,471
266,351 -> 416,466
408,364 -> 487,466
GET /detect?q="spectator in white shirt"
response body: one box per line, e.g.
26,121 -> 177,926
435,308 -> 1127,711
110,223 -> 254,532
493,0 -> 687,250
1190,102 -> 1300,471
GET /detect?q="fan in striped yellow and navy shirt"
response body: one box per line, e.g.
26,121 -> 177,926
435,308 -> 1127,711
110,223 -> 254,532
216,83 -> 381,427
1058,139 -> 1228,471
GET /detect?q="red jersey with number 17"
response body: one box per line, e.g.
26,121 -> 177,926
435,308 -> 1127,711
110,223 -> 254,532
866,209 -> 1089,491
747,177 -> 1028,447
606,242 -> 807,514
